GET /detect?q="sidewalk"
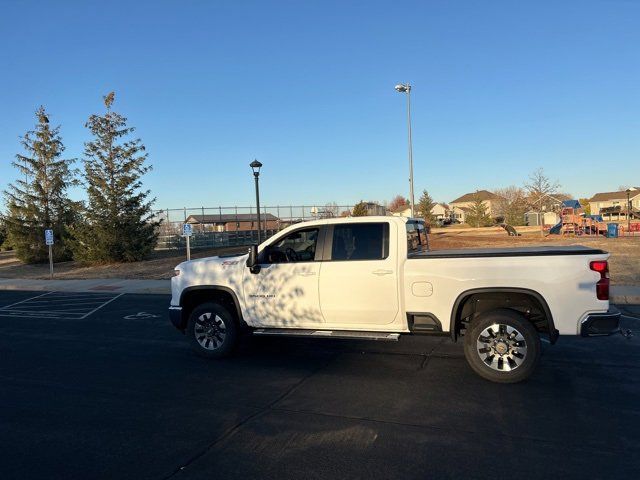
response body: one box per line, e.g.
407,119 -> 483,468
0,276 -> 638,304
610,285 -> 640,305
0,277 -> 169,295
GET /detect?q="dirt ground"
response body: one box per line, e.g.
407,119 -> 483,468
0,247 -> 243,281
1,231 -> 639,285
429,231 -> 640,285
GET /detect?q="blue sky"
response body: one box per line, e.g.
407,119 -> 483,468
1,0 -> 638,210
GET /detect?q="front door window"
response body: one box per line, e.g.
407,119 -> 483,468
263,228 -> 319,263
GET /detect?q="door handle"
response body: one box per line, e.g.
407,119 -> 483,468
372,269 -> 393,276
297,271 -> 316,277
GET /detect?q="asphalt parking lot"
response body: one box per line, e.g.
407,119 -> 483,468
1,291 -> 639,479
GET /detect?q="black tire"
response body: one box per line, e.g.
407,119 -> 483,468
187,302 -> 238,358
463,308 -> 541,384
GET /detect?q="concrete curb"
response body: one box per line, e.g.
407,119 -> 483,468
0,278 -> 170,295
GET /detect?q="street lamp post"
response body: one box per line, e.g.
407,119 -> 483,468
250,159 -> 263,244
395,83 -> 415,217
626,189 -> 632,236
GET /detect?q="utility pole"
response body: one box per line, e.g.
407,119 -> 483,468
395,83 -> 416,217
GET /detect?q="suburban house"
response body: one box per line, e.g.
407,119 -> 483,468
449,190 -> 503,224
431,203 -> 450,220
389,202 -> 450,221
185,213 -> 280,232
589,188 -> 640,221
389,205 -> 412,217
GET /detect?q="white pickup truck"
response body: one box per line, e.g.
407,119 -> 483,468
169,216 -> 620,383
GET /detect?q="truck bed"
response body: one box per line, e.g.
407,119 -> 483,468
410,245 -> 606,259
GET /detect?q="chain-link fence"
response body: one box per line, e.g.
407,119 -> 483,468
153,205 -> 360,250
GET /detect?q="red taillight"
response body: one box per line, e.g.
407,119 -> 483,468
590,261 -> 608,274
590,260 -> 609,300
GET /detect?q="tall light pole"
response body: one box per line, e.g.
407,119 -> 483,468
626,188 -> 632,236
395,83 -> 415,217
250,159 -> 263,243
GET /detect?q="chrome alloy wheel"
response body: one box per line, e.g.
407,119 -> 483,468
476,323 -> 528,372
194,312 -> 227,350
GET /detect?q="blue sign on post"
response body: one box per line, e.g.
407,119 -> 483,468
607,223 -> 618,238
44,229 -> 54,279
183,223 -> 193,261
45,229 -> 54,245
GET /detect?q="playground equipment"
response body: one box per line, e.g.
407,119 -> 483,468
547,200 -> 608,236
620,223 -> 640,236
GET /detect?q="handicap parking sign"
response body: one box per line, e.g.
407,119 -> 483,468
182,223 -> 193,237
45,229 -> 54,245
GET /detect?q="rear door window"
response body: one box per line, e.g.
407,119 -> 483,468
406,221 -> 427,254
331,223 -> 389,261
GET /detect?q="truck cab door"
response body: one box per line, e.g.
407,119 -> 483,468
242,226 -> 324,328
319,222 -> 400,327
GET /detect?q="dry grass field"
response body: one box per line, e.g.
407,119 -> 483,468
430,231 -> 640,285
1,229 -> 639,285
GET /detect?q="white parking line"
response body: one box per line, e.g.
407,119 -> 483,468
0,291 -> 53,309
21,300 -> 118,307
79,293 -> 124,319
0,292 -> 125,319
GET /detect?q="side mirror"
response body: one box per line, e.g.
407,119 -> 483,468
246,244 -> 261,274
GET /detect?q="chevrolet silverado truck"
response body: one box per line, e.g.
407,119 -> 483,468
169,216 -> 620,383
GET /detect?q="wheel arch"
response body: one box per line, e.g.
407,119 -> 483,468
450,287 -> 557,344
178,285 -> 245,330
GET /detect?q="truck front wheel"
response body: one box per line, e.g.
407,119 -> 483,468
463,309 -> 540,383
187,302 -> 238,358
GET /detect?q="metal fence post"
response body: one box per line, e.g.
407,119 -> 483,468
154,203 -> 377,251
263,206 -> 267,239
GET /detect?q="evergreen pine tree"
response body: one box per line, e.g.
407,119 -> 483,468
351,201 -> 368,217
70,92 -> 159,262
0,216 -> 8,250
417,190 -> 436,224
465,193 -> 493,227
3,107 -> 78,262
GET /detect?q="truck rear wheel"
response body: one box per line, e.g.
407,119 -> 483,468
463,309 -> 540,383
187,302 -> 238,358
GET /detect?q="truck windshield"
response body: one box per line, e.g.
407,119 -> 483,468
406,221 -> 428,254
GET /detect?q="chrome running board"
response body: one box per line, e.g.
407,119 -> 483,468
252,328 -> 400,342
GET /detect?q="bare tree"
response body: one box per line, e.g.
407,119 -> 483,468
493,186 -> 528,226
524,168 -> 561,235
319,202 -> 339,218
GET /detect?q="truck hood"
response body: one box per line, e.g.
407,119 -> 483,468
175,253 -> 248,275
